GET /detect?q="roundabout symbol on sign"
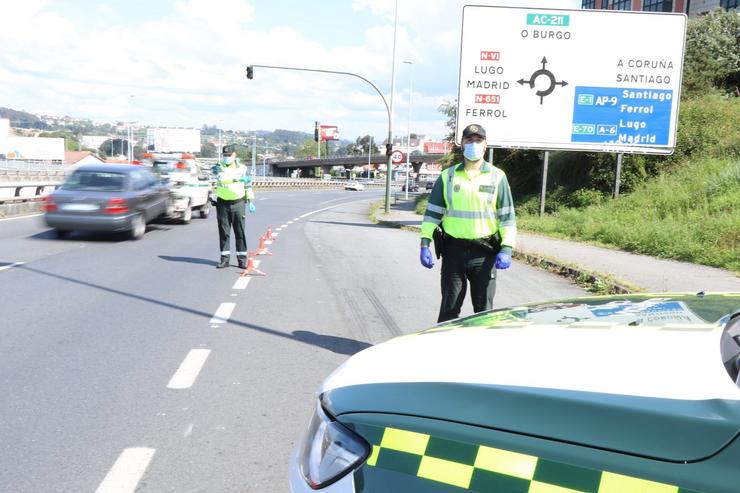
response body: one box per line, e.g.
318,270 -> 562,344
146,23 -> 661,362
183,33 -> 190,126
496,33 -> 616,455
518,56 -> 568,105
391,150 -> 405,164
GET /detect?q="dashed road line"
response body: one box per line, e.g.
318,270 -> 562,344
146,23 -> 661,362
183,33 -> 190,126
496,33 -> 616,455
184,423 -> 194,438
210,302 -> 236,324
287,221 -> 293,224
292,217 -> 300,221
96,447 -> 155,493
233,276 -> 251,290
280,224 -> 287,228
167,349 -> 211,389
0,261 -> 25,272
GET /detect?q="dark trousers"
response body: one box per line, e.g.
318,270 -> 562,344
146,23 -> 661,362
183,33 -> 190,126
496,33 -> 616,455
216,198 -> 247,263
438,242 -> 497,323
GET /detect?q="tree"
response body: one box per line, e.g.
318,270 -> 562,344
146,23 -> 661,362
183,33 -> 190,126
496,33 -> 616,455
437,99 -> 462,167
200,142 -> 217,158
99,139 -> 129,158
683,9 -> 740,96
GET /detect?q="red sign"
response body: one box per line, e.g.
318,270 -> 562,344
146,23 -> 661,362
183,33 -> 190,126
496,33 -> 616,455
423,142 -> 452,154
480,51 -> 500,61
390,150 -> 405,164
475,94 -> 501,104
320,125 -> 340,141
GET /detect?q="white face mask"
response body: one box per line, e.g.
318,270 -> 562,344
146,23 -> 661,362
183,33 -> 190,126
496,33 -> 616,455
223,155 -> 234,164
463,142 -> 486,161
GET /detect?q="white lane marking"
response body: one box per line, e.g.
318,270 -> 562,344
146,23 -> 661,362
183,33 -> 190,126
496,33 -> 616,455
272,232 -> 279,237
184,423 -> 194,438
210,302 -> 236,324
275,228 -> 282,231
292,217 -> 300,221
0,213 -> 43,223
318,196 -> 350,206
0,262 -> 25,272
287,221 -> 293,224
233,277 -> 251,290
96,447 -> 155,493
167,349 -> 211,390
280,224 -> 287,228
299,199 -> 367,219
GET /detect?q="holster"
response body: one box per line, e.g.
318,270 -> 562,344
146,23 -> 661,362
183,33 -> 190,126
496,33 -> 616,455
444,231 -> 502,256
432,226 -> 445,259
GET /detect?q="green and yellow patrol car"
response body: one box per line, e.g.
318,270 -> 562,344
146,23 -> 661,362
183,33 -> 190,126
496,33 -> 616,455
289,293 -> 740,492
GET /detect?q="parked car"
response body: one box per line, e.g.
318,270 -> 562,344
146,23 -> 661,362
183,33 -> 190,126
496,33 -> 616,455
43,164 -> 169,240
402,180 -> 419,192
345,181 -> 364,191
289,293 -> 740,492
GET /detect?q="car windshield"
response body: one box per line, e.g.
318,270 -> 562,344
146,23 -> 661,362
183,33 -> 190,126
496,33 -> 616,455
62,171 -> 125,192
425,294 -> 740,333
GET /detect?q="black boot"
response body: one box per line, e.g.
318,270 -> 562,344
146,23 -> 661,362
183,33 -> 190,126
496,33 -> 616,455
237,256 -> 247,269
217,256 -> 229,269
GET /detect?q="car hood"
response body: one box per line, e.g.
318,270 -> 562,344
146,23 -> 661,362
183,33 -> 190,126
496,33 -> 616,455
322,293 -> 740,462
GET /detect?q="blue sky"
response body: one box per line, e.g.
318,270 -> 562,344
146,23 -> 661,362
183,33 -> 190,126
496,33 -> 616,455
0,0 -> 580,142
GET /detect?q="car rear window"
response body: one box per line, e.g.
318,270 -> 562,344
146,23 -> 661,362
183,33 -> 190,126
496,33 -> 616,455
63,171 -> 125,192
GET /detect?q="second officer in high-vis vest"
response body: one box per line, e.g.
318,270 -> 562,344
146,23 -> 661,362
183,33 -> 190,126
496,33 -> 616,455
213,145 -> 256,269
419,124 -> 517,323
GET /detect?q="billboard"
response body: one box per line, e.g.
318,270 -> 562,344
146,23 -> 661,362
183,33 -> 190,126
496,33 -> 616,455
320,125 -> 340,141
146,128 -> 201,153
5,136 -> 65,161
456,7 -> 686,154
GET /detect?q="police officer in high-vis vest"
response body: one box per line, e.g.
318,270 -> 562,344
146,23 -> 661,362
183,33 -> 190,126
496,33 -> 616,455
419,124 -> 516,323
213,145 -> 256,269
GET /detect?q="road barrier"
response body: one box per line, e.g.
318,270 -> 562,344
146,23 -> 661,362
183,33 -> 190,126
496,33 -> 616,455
0,174 -> 393,218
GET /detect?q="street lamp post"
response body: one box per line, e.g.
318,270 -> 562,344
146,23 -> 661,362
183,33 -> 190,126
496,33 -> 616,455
245,0 -> 399,212
403,60 -> 413,200
252,133 -> 257,177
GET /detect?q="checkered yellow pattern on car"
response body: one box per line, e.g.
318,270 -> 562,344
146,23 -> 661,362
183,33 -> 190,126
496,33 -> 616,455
363,426 -> 700,493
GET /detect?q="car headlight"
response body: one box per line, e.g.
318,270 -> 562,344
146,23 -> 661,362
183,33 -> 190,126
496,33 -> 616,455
299,399 -> 369,489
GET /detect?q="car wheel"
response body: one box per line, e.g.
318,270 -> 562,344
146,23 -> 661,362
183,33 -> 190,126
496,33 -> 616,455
54,229 -> 70,238
181,202 -> 192,224
129,213 -> 146,240
200,197 -> 211,219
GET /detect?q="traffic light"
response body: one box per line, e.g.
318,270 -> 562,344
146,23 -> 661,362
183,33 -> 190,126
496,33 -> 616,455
314,121 -> 319,142
246,65 -> 254,79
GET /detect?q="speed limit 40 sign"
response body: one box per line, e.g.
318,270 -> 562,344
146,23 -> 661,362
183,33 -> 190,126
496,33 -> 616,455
391,150 -> 405,164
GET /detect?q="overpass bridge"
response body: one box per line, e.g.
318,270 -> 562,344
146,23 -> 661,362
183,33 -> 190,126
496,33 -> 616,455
267,153 -> 446,177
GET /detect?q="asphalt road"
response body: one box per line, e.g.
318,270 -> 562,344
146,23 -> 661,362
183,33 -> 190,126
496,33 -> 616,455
0,189 -> 586,492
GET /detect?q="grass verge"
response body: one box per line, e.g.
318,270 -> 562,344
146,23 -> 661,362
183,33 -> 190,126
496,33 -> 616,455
518,158 -> 740,273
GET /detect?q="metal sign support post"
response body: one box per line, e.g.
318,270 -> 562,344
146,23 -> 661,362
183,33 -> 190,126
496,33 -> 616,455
539,151 -> 549,217
487,147 -> 493,164
613,153 -> 623,199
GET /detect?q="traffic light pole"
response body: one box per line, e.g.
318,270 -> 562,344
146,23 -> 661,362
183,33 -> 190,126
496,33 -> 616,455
246,63 -> 395,213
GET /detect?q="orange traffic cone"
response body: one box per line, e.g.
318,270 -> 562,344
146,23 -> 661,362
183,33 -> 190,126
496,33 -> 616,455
256,235 -> 272,256
240,250 -> 266,276
266,225 -> 277,241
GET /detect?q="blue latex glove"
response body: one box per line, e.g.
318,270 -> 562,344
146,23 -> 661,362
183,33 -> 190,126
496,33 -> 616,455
495,252 -> 512,269
420,247 -> 434,269
248,201 -> 256,213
